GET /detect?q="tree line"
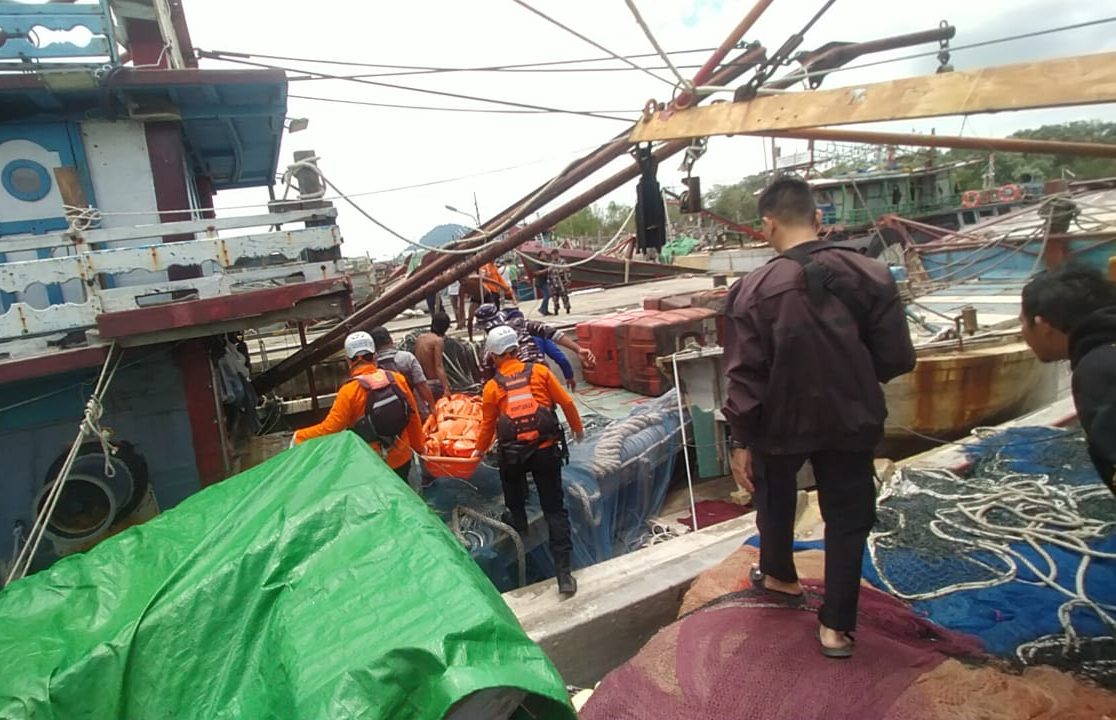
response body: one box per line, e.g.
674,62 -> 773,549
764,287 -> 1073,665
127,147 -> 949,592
552,121 -> 1116,238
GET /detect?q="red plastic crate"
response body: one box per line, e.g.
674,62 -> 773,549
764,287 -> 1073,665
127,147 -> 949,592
691,289 -> 729,345
575,310 -> 658,388
618,308 -> 719,396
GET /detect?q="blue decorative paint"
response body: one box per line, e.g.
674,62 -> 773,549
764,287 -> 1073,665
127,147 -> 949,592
0,122 -> 96,307
2,159 -> 52,202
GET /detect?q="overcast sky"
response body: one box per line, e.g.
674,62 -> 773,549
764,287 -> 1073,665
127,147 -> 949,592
185,0 -> 1116,259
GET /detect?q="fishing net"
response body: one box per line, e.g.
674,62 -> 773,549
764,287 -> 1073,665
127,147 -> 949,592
582,545 -> 1116,720
399,331 -> 482,393
866,426 -> 1116,687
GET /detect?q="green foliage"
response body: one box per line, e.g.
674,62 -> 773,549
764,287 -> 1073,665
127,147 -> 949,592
553,201 -> 634,238
704,174 -> 768,224
942,121 -> 1116,189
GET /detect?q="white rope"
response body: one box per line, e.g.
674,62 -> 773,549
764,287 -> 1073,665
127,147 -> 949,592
452,505 -> 527,587
4,343 -> 122,586
621,0 -> 694,96
671,351 -> 699,531
517,207 -> 636,269
63,204 -> 103,233
282,157 -> 570,257
868,451 -> 1116,655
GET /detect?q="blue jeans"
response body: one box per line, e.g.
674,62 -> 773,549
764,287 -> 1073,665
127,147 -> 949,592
536,279 -> 551,313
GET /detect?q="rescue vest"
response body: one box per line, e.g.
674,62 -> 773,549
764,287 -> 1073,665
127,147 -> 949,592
350,369 -> 411,448
495,363 -> 559,450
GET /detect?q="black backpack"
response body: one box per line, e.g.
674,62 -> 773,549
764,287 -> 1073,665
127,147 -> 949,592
780,244 -> 871,341
375,350 -> 400,373
350,369 -> 411,447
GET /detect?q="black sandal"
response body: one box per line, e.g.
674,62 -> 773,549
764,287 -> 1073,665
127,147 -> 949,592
818,627 -> 855,659
749,565 -> 805,599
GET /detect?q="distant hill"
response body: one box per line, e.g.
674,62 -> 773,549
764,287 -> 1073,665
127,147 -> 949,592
418,223 -> 471,248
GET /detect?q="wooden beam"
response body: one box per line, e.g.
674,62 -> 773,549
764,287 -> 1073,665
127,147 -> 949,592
630,51 -> 1116,142
766,127 -> 1116,158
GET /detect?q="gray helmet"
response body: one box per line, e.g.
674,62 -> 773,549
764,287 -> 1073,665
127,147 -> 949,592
474,303 -> 504,332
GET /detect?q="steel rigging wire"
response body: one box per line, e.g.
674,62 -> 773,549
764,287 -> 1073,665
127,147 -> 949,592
507,0 -> 677,89
195,52 -> 634,123
201,45 -> 723,76
622,0 -> 692,93
288,93 -> 640,116
203,17 -> 1116,117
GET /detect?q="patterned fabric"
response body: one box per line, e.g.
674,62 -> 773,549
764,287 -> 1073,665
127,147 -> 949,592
547,262 -> 570,292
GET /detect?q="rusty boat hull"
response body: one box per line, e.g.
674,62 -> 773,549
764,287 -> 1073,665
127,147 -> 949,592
883,338 -> 1060,441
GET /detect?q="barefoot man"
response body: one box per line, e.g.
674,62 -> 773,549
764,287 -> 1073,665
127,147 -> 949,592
415,311 -> 453,402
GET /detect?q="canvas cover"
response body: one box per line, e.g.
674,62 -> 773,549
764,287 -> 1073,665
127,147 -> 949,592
0,432 -> 573,720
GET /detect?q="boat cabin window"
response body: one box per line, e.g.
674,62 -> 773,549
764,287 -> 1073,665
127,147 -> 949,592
962,210 -> 976,225
979,209 -> 996,218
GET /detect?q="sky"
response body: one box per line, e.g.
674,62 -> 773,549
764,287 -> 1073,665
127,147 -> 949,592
183,0 -> 1116,259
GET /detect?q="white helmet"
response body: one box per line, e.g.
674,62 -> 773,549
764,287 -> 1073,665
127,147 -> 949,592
484,325 -> 519,358
344,331 -> 376,360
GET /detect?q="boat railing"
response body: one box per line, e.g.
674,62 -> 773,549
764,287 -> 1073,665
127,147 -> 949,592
0,1 -> 119,67
0,207 -> 343,343
829,195 -> 964,226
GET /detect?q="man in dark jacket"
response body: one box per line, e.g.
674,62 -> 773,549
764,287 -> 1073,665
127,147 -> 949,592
723,175 -> 916,658
1021,264 -> 1116,494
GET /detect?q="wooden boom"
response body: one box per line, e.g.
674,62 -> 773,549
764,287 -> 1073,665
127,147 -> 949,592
630,51 -> 1116,143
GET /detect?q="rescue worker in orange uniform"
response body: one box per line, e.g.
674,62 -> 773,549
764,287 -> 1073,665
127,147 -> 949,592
473,326 -> 585,596
294,331 -> 425,483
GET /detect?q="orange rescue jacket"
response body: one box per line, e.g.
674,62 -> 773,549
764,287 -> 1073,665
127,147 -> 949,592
294,361 -> 425,469
476,357 -> 583,454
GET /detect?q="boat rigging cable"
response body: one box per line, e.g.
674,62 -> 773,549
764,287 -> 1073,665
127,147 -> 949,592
282,156 -> 587,256
201,17 -> 1115,117
507,0 -> 676,89
4,344 -> 122,586
195,52 -> 634,123
514,207 -> 636,269
200,46 -> 722,76
287,94 -> 638,115
78,143 -> 604,220
729,0 -> 839,101
621,0 -> 693,93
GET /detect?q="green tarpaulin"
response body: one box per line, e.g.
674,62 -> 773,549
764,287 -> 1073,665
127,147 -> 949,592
0,433 -> 574,720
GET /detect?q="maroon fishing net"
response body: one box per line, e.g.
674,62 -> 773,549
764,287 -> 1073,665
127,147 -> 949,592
581,583 -> 980,720
581,547 -> 1116,720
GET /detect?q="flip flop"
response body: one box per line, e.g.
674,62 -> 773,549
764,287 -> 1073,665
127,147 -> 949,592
749,565 -> 805,599
818,627 -> 855,659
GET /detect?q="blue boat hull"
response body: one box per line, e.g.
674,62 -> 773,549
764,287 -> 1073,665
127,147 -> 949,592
918,236 -> 1116,282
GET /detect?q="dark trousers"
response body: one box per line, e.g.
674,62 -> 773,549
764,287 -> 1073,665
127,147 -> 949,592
752,450 -> 877,632
536,279 -> 551,314
548,283 -> 570,313
501,445 -> 573,572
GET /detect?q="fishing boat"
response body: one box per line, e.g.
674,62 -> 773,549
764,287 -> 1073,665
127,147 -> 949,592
0,2 -> 350,576
518,239 -> 696,290
907,184 -> 1116,281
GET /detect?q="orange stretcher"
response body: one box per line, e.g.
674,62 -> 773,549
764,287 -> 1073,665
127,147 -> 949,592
420,393 -> 486,479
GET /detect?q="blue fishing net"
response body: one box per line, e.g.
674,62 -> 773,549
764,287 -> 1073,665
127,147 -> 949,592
863,425 -> 1116,687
